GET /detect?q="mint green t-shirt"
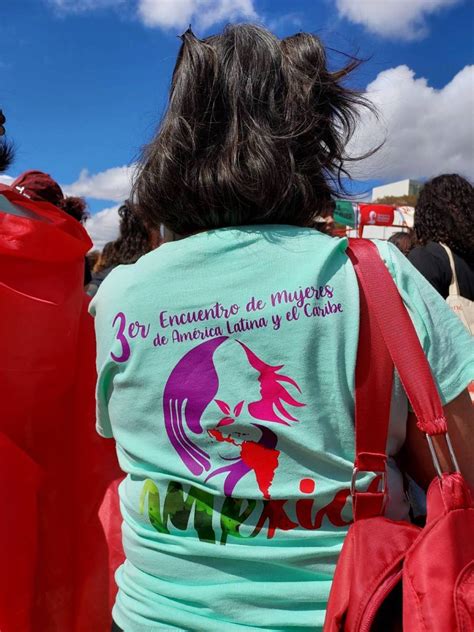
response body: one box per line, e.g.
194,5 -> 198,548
90,226 -> 473,632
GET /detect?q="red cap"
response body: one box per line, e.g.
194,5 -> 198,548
10,170 -> 64,206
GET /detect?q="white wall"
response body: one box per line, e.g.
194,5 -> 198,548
372,179 -> 412,199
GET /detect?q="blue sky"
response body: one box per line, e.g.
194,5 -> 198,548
1,0 -> 473,246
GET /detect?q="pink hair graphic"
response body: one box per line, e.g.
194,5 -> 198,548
237,341 -> 305,425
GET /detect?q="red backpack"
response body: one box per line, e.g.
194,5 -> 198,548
323,239 -> 474,632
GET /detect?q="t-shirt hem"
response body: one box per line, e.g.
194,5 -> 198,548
113,609 -> 178,632
96,422 -> 114,439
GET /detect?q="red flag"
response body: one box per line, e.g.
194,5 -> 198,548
358,204 -> 395,237
0,187 -> 123,632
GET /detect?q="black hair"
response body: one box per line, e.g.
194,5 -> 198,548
388,231 -> 416,256
0,139 -> 15,173
60,196 -> 89,224
133,24 -> 377,235
414,174 -> 473,261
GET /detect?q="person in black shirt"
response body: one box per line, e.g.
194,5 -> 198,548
408,174 -> 474,301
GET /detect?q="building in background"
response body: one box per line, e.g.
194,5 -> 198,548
372,179 -> 423,201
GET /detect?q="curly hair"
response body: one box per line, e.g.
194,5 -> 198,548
414,174 -> 474,261
93,241 -> 120,273
133,24 -> 377,235
60,196 -> 89,224
114,201 -> 151,264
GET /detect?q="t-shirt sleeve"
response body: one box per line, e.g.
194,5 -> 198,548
89,266 -> 127,438
376,240 -> 474,406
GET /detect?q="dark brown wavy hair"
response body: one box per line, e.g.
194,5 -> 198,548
114,201 -> 152,264
414,174 -> 474,261
60,196 -> 89,224
133,24 -> 377,235
94,201 -> 152,272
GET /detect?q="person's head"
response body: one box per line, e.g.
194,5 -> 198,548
10,170 -> 89,224
93,241 -> 119,273
133,24 -> 375,236
414,174 -> 473,260
310,198 -> 336,236
10,170 -> 89,223
86,249 -> 101,271
113,200 -> 152,264
388,231 -> 415,256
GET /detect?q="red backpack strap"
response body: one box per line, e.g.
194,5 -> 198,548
348,239 -> 454,483
348,239 -> 447,433
348,242 -> 393,521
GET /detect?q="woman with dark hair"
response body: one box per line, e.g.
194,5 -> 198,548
388,230 -> 416,257
87,201 -> 152,297
91,26 -> 473,631
408,174 -> 474,301
114,200 -> 153,264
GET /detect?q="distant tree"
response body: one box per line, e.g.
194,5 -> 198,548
374,194 -> 418,207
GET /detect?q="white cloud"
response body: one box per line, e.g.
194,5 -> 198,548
85,204 -> 121,250
335,0 -> 461,40
346,64 -> 474,181
137,0 -> 258,30
48,0 -> 124,13
0,175 -> 13,186
266,12 -> 303,33
47,0 -> 258,29
62,165 -> 135,202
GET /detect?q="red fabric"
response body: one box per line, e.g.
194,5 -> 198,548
323,239 -> 474,631
403,474 -> 474,632
348,239 -> 447,436
10,170 -> 64,205
347,243 -> 393,520
0,188 -> 124,632
358,204 -> 395,233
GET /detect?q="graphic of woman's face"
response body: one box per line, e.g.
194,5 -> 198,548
201,340 -> 262,444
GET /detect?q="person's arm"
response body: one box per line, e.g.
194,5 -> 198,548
401,389 -> 474,491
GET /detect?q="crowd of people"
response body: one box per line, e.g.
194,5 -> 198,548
0,23 -> 473,632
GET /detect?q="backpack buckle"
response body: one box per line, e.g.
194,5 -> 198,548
350,467 -> 387,496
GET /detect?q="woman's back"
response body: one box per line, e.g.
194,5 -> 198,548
91,24 -> 473,631
92,226 -> 472,631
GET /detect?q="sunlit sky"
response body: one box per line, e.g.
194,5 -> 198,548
1,0 -> 473,246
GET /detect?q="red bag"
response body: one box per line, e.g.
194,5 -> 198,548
324,239 -> 474,631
